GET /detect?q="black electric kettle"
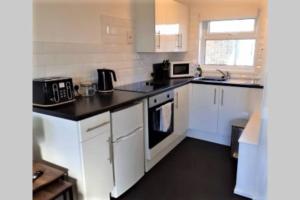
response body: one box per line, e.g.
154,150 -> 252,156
97,69 -> 117,92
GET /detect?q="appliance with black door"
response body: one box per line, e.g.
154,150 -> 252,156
231,119 -> 248,159
33,77 -> 75,107
148,90 -> 174,149
97,69 -> 117,92
152,60 -> 170,81
169,61 -> 193,78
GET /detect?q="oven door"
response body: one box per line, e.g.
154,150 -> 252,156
148,99 -> 174,149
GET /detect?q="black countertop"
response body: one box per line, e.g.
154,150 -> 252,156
191,78 -> 264,89
33,90 -> 147,121
33,77 -> 263,121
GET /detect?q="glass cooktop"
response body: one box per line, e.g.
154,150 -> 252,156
115,80 -> 170,93
115,78 -> 192,93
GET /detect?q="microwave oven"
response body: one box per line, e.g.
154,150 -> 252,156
169,61 -> 193,78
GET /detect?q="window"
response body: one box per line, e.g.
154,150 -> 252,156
201,19 -> 257,67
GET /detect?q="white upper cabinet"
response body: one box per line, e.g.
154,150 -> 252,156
134,0 -> 189,52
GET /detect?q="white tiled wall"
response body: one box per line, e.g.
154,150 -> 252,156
33,0 -> 268,85
33,1 -> 171,86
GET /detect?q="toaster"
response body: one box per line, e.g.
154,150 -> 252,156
33,77 -> 75,107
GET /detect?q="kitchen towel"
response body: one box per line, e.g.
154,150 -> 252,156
159,102 -> 172,132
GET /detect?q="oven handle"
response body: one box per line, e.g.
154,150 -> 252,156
149,98 -> 174,109
155,102 -> 174,111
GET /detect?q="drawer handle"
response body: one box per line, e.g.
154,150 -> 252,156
86,121 -> 110,133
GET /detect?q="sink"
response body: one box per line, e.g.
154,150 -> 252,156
196,76 -> 228,82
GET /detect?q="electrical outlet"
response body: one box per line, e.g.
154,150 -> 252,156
127,31 -> 133,44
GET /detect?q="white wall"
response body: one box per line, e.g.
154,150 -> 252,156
33,0 -> 171,86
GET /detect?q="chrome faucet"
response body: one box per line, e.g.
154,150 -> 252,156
216,69 -> 230,80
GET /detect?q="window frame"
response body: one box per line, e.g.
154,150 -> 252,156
200,18 -> 258,70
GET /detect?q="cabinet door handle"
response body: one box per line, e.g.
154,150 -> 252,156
176,34 -> 182,48
86,121 -> 110,133
107,136 -> 113,164
213,88 -> 217,105
176,92 -> 179,109
180,34 -> 183,48
156,31 -> 161,49
221,89 -> 224,106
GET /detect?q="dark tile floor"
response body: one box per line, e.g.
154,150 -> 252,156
113,137 -> 250,200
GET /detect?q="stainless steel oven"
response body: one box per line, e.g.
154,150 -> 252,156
148,90 -> 174,149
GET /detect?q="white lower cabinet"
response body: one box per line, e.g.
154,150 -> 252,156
189,84 -> 219,134
33,112 -> 114,200
174,84 -> 190,136
188,84 -> 262,146
81,131 -> 113,200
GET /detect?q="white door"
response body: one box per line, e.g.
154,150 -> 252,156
111,127 -> 144,198
175,0 -> 188,51
81,130 -> 113,200
217,86 -> 250,143
174,84 -> 189,136
189,84 -> 219,134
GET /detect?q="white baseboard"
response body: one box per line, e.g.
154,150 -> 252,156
187,129 -> 230,146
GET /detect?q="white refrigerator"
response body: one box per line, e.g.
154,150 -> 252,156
111,102 -> 145,198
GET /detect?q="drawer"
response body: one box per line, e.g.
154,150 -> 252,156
111,102 -> 143,141
79,112 -> 111,142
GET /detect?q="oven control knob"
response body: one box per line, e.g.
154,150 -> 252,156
154,99 -> 157,103
167,94 -> 170,98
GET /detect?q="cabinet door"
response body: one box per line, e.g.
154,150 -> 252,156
189,84 -> 219,134
81,128 -> 113,200
174,84 -> 189,136
112,127 -> 144,197
175,0 -> 188,52
217,86 -> 250,140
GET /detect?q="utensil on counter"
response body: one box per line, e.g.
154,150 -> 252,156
79,81 -> 97,97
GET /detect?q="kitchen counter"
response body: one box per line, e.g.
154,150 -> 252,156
33,77 -> 263,121
33,90 -> 146,121
239,111 -> 262,145
191,78 -> 264,89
